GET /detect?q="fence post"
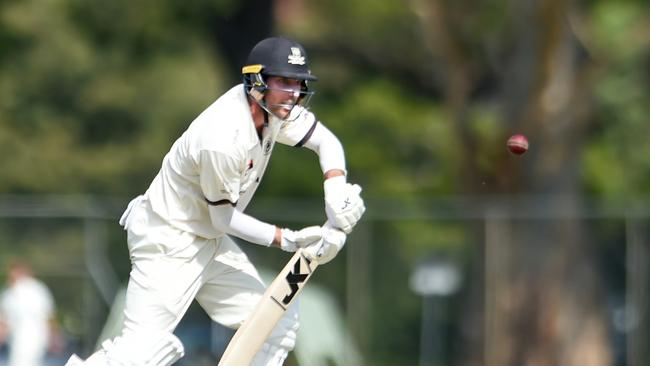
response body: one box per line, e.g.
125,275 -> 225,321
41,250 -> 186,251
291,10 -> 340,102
626,218 -> 648,366
346,221 -> 372,364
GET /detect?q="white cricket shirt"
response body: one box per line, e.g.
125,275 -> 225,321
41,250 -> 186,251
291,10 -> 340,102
145,84 -> 317,240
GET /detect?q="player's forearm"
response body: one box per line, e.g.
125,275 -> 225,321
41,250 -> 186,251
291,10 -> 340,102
302,123 -> 347,175
209,204 -> 276,246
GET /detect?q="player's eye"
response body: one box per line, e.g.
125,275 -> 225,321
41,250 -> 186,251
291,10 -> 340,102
279,78 -> 300,89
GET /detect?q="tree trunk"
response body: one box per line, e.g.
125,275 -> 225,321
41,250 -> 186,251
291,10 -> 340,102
411,0 -> 611,364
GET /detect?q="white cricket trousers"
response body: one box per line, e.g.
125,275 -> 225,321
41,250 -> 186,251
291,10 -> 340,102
73,197 -> 299,366
7,333 -> 48,366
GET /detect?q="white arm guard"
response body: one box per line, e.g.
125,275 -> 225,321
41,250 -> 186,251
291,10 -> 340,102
302,123 -> 347,175
209,204 -> 276,246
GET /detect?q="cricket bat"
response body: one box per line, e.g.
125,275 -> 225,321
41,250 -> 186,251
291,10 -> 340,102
217,248 -> 318,366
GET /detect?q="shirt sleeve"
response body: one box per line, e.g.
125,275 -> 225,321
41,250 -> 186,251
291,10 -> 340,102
199,149 -> 242,204
276,107 -> 319,147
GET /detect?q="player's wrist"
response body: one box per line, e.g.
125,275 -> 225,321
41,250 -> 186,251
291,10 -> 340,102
323,169 -> 345,180
272,227 -> 282,248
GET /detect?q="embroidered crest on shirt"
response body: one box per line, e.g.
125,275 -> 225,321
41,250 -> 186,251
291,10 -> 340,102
288,47 -> 305,65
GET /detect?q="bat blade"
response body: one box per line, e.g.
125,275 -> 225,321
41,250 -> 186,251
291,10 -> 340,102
217,249 -> 318,366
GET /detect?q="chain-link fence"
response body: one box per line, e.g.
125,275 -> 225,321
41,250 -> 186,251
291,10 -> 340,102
0,195 -> 647,366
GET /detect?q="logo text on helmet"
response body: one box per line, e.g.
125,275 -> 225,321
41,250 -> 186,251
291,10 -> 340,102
287,47 -> 305,65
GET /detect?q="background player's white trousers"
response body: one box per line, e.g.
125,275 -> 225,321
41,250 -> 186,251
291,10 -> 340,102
67,198 -> 298,365
7,333 -> 48,366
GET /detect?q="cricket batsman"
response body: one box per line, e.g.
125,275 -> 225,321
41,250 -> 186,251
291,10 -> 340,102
65,36 -> 365,365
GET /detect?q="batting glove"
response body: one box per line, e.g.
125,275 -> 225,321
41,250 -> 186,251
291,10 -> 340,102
280,226 -> 324,252
324,176 -> 366,234
303,221 -> 346,265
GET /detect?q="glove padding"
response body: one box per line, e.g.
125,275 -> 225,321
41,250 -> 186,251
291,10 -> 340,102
302,222 -> 347,265
324,176 -> 366,234
280,226 -> 324,252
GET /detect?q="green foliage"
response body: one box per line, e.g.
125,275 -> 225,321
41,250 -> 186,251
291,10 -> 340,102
467,103 -> 508,174
0,0 -> 224,194
1,0 -> 646,208
317,79 -> 456,196
0,0 -> 649,364
583,1 -> 650,196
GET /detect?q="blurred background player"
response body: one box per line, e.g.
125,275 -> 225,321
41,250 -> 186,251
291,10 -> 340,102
64,36 -> 365,366
0,260 -> 59,366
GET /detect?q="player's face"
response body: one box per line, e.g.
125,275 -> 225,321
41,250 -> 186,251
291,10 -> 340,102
264,76 -> 303,119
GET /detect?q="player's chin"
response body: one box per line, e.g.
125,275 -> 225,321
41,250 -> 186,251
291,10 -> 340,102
271,104 -> 294,120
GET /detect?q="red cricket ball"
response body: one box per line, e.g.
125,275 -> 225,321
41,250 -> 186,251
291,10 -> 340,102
507,134 -> 529,155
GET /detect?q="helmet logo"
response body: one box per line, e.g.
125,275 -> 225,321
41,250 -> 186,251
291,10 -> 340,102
288,47 -> 305,65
